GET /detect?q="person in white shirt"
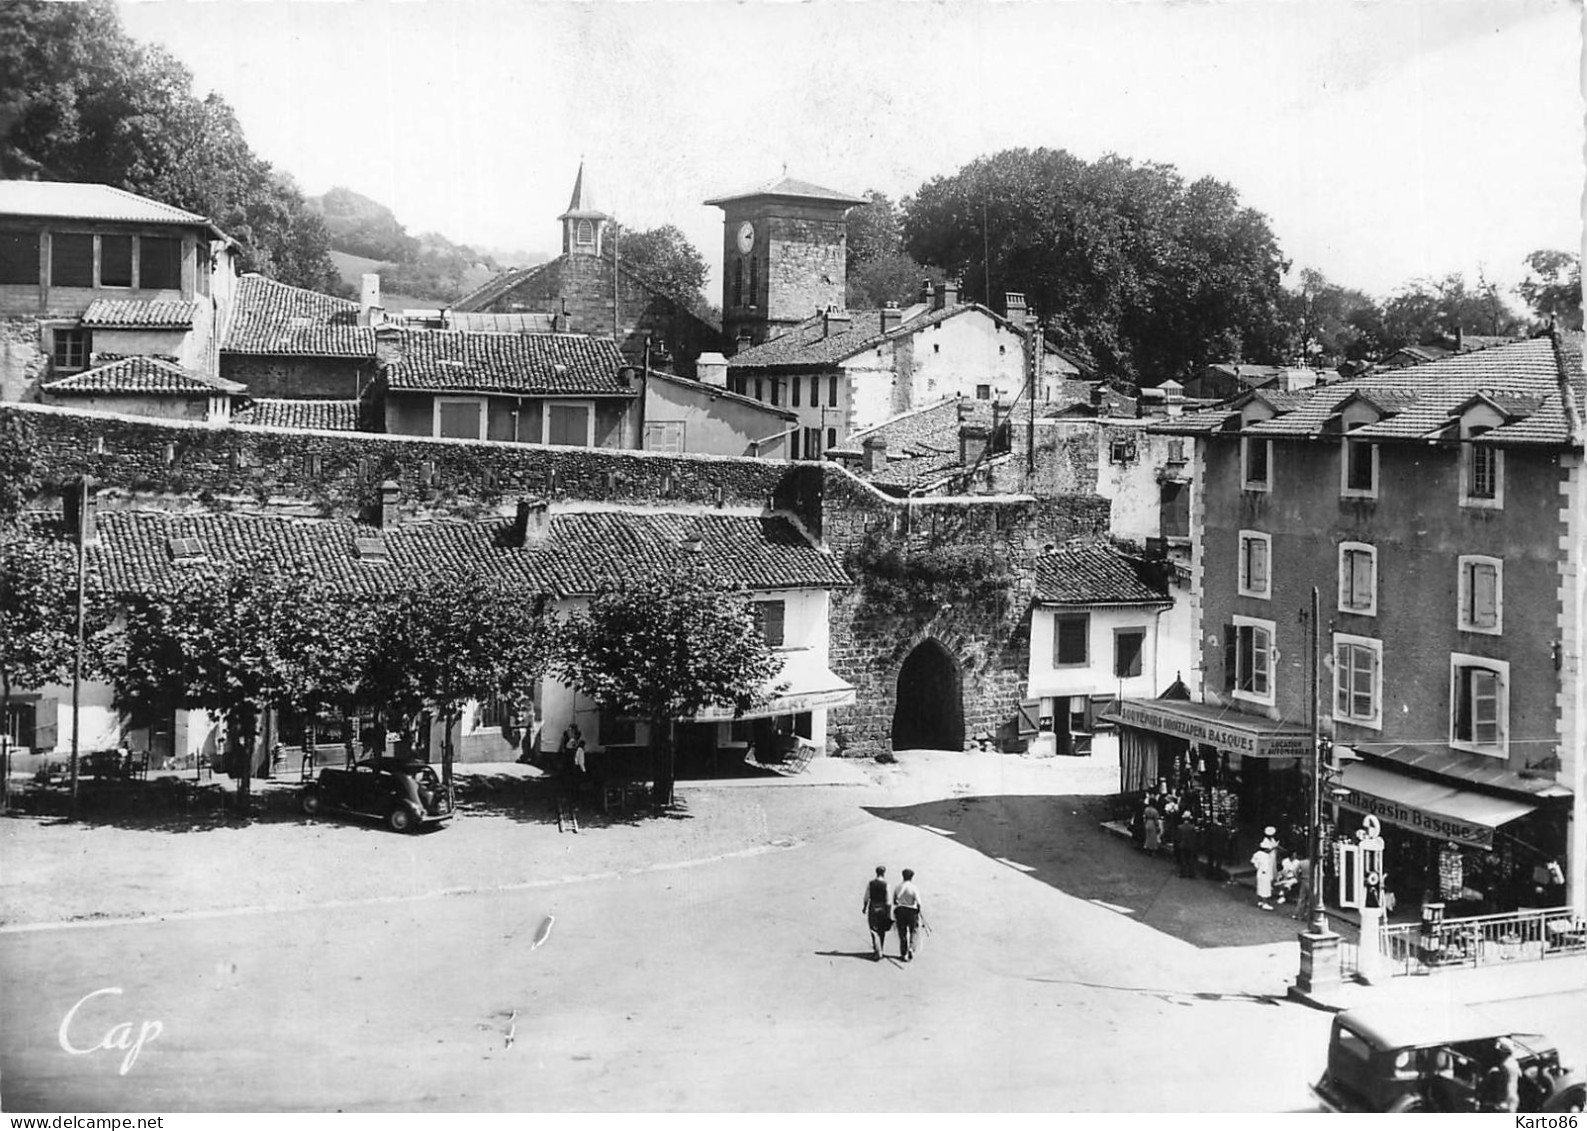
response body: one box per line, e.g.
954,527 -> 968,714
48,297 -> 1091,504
892,869 -> 923,961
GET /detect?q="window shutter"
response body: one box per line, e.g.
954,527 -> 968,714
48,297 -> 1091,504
1252,541 -> 1268,591
1473,564 -> 1497,627
1353,550 -> 1372,607
1224,625 -> 1239,691
30,697 -> 59,752
754,600 -> 785,647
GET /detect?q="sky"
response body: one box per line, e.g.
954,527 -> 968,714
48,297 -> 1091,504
117,0 -> 1585,309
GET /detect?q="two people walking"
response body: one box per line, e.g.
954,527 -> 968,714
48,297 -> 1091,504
863,865 -> 926,962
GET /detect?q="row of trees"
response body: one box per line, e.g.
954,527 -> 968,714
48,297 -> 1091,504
1,0 -> 341,292
0,463 -> 781,814
842,151 -> 1580,382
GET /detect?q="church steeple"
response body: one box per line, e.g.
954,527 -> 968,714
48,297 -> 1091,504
558,161 -> 610,258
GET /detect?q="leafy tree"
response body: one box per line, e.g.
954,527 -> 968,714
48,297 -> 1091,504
606,222 -> 710,313
1380,272 -> 1526,352
1518,250 -> 1583,331
264,573 -> 379,768
313,186 -> 421,263
553,565 -> 782,806
0,0 -> 339,291
0,415 -> 41,526
901,148 -> 1291,384
1280,268 -> 1388,364
844,190 -> 945,308
362,570 -> 555,787
0,529 -> 111,811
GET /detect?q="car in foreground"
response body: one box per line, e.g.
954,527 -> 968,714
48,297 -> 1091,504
1311,1003 -> 1585,1113
300,757 -> 453,833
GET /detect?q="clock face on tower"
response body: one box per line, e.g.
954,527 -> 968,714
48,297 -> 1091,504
736,221 -> 755,255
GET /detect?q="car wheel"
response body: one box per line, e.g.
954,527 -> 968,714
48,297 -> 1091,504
1549,1086 -> 1585,1113
387,805 -> 417,834
1387,1096 -> 1426,1113
301,788 -> 323,816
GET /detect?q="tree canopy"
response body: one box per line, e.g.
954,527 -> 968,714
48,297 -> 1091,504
1519,250 -> 1583,331
0,0 -> 340,292
845,190 -> 944,309
553,564 -> 782,803
901,148 -> 1291,384
606,222 -> 712,317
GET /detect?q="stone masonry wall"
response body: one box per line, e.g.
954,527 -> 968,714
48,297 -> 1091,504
1,316 -> 49,403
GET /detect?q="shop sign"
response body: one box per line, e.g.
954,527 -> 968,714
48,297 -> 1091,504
1112,701 -> 1307,757
1336,788 -> 1494,849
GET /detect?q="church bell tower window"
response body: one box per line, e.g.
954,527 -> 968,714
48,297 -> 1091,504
575,219 -> 595,246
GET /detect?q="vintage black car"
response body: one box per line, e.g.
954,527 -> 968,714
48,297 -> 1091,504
300,758 -> 453,833
1312,1003 -> 1585,1113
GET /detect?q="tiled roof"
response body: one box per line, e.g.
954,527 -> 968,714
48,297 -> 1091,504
864,451 -> 969,491
852,397 -> 966,457
85,508 -> 849,600
1151,333 -> 1583,448
445,311 -> 556,333
222,275 -> 376,357
1033,542 -> 1172,607
383,331 -> 634,395
40,357 -> 244,396
81,299 -> 198,329
450,263 -> 556,312
233,399 -> 361,431
704,176 -> 868,207
0,182 -> 220,235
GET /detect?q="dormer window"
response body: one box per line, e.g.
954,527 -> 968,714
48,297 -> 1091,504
1341,424 -> 1378,499
1241,437 -> 1271,491
575,219 -> 595,246
167,536 -> 206,563
1462,426 -> 1503,508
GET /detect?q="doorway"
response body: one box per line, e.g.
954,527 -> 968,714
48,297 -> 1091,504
891,639 -> 964,751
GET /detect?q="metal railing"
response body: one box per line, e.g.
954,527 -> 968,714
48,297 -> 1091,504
1374,906 -> 1584,977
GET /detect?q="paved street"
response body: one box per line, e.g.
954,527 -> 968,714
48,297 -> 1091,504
2,751 -> 1583,1112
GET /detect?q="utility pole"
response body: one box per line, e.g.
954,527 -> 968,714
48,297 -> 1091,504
68,475 -> 92,819
1293,585 -> 1344,998
1026,314 -> 1040,479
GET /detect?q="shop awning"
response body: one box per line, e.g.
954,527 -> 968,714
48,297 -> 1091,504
1101,698 -> 1311,758
1335,762 -> 1538,850
691,649 -> 855,722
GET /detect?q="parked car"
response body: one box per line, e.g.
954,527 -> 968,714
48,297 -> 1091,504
300,757 -> 453,833
1311,1003 -> 1585,1113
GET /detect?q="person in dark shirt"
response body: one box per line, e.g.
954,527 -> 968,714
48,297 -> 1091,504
862,865 -> 893,961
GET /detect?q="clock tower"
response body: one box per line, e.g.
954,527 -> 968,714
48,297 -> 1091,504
704,175 -> 866,350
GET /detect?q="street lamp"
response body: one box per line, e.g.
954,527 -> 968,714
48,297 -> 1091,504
1294,585 -> 1344,996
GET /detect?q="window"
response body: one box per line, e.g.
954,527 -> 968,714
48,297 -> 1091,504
545,402 -> 592,446
1054,613 -> 1089,666
1457,556 -> 1502,634
1341,434 -> 1378,497
1231,617 -> 1274,703
829,376 -> 839,405
0,231 -> 40,285
1167,439 -> 1186,465
1338,543 -> 1377,616
792,377 -> 800,407
50,326 -> 90,371
826,427 -> 837,450
1110,438 -> 1137,464
769,379 -> 779,406
4,696 -> 58,753
809,376 -> 820,407
51,233 -> 94,287
1333,635 -> 1382,728
803,427 -> 822,460
1113,629 -> 1145,679
1461,428 -> 1504,508
748,257 -> 758,307
1238,531 -> 1270,599
100,234 -> 133,287
575,219 -> 594,246
139,236 -> 182,290
733,260 -> 744,307
476,694 -> 516,730
435,398 -> 484,440
1451,654 -> 1507,755
1242,437 -> 1271,490
754,378 -> 763,401
1160,482 -> 1189,540
976,384 -> 991,400
751,600 -> 785,647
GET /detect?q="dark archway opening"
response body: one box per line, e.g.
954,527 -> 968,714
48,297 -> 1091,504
891,639 -> 964,752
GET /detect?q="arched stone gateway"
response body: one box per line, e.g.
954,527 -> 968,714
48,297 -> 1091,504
891,638 -> 965,752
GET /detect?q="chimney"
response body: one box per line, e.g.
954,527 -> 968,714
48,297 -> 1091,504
377,480 -> 400,529
1162,379 -> 1185,418
1455,326 -> 1465,351
358,274 -> 383,327
696,351 -> 729,388
920,279 -> 935,305
1090,383 -> 1105,408
959,422 -> 991,467
1005,292 -> 1027,327
512,497 -> 551,546
880,302 -> 902,334
957,398 -> 974,423
933,277 -> 960,310
861,434 -> 887,472
735,329 -> 753,355
823,306 -> 852,338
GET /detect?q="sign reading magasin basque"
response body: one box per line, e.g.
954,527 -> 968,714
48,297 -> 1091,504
1111,700 -> 1311,758
1336,788 -> 1494,849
